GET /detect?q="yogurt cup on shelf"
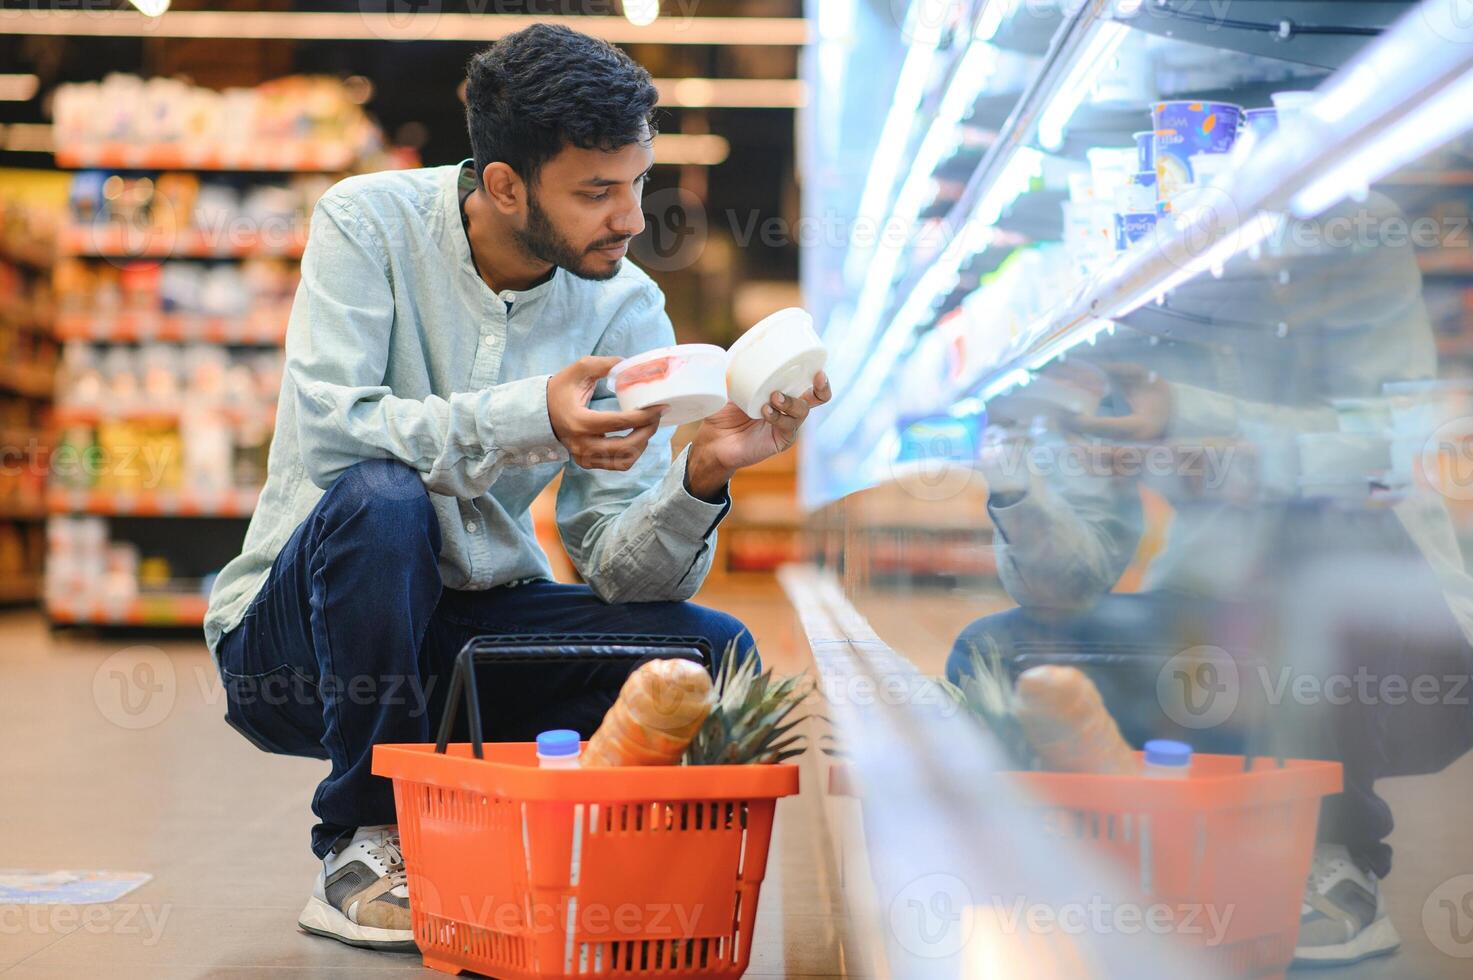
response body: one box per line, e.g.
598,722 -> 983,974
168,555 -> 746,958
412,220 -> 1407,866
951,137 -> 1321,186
607,343 -> 728,427
1151,100 -> 1243,203
726,307 -> 828,420
1244,107 -> 1279,138
1133,130 -> 1156,172
1114,210 -> 1157,250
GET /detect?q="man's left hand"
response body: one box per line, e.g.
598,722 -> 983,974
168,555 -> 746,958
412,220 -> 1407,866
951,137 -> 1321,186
684,371 -> 832,501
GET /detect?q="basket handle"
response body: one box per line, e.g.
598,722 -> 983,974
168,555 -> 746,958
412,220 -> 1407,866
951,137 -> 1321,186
433,634 -> 710,759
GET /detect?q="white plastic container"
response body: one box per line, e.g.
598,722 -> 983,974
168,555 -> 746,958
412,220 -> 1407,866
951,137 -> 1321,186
607,343 -> 728,427
725,307 -> 828,419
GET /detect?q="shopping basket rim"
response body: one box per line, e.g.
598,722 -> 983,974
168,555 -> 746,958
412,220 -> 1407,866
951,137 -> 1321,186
828,753 -> 1342,807
373,741 -> 801,801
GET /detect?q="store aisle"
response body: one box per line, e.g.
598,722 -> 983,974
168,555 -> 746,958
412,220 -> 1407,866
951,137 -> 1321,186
0,583 -> 859,979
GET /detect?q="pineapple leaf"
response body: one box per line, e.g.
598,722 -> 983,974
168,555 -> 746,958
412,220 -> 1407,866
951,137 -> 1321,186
682,640 -> 812,766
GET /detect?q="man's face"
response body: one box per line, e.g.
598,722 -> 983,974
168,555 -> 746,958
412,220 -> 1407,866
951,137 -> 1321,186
514,135 -> 654,281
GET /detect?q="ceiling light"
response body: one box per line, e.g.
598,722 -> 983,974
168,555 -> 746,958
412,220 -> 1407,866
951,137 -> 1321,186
623,0 -> 659,28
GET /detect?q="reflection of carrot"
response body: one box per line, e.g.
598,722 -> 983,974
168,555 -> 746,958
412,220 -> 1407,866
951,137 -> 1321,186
583,658 -> 715,767
1015,666 -> 1138,775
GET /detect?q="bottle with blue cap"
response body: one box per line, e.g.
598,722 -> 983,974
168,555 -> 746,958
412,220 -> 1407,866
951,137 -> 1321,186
536,729 -> 582,769
1143,739 -> 1192,778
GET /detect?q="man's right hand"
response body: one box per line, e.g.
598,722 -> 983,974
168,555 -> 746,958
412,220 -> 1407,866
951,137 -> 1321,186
547,356 -> 664,471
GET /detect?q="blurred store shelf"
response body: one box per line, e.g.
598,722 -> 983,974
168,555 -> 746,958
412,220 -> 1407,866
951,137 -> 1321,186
47,486 -> 260,518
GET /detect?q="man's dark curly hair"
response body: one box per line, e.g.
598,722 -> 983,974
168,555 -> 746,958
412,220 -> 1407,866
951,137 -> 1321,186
465,24 -> 659,188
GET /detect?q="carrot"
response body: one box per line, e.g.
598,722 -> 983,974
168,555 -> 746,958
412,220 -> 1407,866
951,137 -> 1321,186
1014,666 -> 1138,775
582,658 -> 715,767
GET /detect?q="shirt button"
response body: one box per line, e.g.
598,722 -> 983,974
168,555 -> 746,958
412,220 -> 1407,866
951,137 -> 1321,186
482,336 -> 495,347
465,522 -> 478,534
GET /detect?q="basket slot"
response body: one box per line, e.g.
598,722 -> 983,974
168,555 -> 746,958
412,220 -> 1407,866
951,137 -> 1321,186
419,914 -> 531,970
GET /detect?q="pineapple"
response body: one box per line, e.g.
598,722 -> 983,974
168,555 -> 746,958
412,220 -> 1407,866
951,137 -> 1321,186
683,641 -> 811,766
938,637 -> 1037,770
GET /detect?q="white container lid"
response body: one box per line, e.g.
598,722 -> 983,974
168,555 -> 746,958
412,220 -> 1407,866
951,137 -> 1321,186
726,308 -> 827,419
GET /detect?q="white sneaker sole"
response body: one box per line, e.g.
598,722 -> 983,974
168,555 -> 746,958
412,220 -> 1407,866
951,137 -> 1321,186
1293,914 -> 1401,967
297,895 -> 418,953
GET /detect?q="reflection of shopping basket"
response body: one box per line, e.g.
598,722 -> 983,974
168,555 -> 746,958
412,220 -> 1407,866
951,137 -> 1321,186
372,637 -> 801,979
1017,755 -> 1341,978
832,753 -> 1340,979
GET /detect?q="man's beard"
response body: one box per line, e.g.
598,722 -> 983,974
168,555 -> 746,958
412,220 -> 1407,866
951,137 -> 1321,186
513,190 -> 628,282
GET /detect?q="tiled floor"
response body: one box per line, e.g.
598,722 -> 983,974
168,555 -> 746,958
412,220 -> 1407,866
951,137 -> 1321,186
0,584 -> 859,979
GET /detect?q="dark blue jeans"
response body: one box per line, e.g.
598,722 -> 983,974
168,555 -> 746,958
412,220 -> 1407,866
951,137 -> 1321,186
216,459 -> 751,858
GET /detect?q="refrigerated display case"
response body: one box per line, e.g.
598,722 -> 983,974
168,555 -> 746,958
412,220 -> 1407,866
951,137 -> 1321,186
798,1 -> 1473,976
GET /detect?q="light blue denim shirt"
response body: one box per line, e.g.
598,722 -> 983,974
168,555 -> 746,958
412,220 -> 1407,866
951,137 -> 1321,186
204,161 -> 729,654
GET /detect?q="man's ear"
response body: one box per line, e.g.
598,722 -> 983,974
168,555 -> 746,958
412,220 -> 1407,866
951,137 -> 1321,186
482,162 -> 525,214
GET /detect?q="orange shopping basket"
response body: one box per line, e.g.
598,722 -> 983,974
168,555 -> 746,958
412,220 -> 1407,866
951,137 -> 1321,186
829,751 -> 1341,979
1018,753 -> 1342,979
372,637 -> 801,979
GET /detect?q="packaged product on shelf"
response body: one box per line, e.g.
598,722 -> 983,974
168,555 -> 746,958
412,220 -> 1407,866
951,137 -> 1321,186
103,541 -> 140,604
45,515 -> 107,602
181,413 -> 234,493
1244,106 -> 1279,138
232,417 -> 273,488
1133,129 -> 1155,171
138,555 -> 172,591
52,73 -> 382,163
1113,210 -> 1157,250
52,425 -> 100,491
1151,100 -> 1243,204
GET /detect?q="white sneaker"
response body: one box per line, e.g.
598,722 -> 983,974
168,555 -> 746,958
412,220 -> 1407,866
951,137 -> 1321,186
1293,843 -> 1400,967
297,824 -> 416,952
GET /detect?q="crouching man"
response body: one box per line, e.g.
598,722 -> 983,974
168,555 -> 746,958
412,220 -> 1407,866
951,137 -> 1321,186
204,24 -> 829,952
